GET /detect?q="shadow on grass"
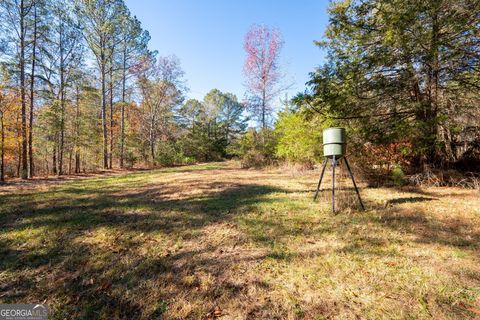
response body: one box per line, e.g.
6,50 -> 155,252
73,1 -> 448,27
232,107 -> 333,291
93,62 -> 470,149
386,196 -> 438,204
0,173 -> 289,318
373,208 -> 479,248
1,167 -> 479,319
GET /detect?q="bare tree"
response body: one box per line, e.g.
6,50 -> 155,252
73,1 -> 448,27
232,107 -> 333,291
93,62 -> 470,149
118,11 -> 149,168
243,24 -> 285,129
134,54 -> 185,164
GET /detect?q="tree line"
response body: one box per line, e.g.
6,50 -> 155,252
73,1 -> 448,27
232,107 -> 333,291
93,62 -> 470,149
3,0 -> 475,182
232,0 -> 479,178
0,0 -> 251,181
291,0 -> 480,172
0,0 -> 150,179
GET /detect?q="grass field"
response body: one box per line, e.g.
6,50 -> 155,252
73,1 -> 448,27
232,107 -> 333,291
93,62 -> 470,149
0,161 -> 479,319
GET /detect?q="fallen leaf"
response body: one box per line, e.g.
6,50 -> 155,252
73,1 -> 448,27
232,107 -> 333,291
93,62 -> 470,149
99,282 -> 111,291
214,306 -> 222,315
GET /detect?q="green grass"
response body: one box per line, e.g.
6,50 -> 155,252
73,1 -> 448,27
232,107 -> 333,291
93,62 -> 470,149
0,161 -> 479,319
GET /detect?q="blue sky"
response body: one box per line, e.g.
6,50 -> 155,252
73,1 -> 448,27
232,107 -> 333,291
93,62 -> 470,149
125,0 -> 330,104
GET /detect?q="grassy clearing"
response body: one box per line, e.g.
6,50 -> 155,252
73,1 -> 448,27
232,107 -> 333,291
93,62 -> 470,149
0,161 -> 479,319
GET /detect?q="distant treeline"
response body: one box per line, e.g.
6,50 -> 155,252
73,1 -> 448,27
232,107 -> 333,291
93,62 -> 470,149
1,0 -> 479,182
0,0 -> 250,180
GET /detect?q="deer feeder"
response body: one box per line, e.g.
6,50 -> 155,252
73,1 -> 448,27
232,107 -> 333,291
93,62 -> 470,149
314,127 -> 365,213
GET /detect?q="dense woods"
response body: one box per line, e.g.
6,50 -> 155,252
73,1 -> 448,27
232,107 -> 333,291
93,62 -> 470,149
1,0 -> 479,182
291,0 -> 480,174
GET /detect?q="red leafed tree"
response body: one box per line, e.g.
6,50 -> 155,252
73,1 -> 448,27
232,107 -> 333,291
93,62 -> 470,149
243,24 -> 284,129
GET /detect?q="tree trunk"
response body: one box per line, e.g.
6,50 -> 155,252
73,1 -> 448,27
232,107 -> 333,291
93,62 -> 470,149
58,26 -> 65,176
150,115 -> 155,164
430,12 -> 440,166
44,145 -> 49,177
150,138 -> 155,164
16,114 -> 21,177
59,101 -> 65,175
68,149 -> 72,175
20,0 -> 28,179
261,89 -> 266,129
74,85 -> 81,174
75,152 -> 80,174
261,85 -> 267,148
0,111 -> 4,182
101,58 -> 108,169
28,2 -> 38,178
17,141 -> 21,177
120,101 -> 125,168
120,47 -> 127,168
418,10 -> 440,169
109,64 -> 114,169
52,143 -> 57,175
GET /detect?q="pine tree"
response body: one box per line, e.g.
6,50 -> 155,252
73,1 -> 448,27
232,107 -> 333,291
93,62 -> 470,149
75,0 -> 123,169
41,0 -> 83,175
299,0 -> 480,168
117,8 -> 149,167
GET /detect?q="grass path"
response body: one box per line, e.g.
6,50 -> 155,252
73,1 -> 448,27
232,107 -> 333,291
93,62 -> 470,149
0,161 -> 479,319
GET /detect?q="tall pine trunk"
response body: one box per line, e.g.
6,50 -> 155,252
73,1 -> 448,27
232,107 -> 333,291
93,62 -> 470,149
74,86 -> 81,174
58,23 -> 65,175
68,150 -> 72,175
75,153 -> 80,174
17,141 -> 21,177
52,143 -> 57,175
109,63 -> 114,169
0,111 -> 4,182
417,10 -> 441,169
101,55 -> 108,169
28,2 -> 37,178
16,113 -> 21,177
59,95 -> 65,175
120,46 -> 127,168
20,0 -> 28,179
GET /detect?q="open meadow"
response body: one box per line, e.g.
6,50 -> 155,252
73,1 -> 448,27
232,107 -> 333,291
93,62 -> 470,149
1,162 -> 479,319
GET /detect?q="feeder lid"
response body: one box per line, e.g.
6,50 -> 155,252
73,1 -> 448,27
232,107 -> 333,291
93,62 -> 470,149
323,127 -> 346,145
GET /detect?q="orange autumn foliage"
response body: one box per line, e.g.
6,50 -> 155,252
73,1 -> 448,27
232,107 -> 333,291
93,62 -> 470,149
0,84 -> 22,177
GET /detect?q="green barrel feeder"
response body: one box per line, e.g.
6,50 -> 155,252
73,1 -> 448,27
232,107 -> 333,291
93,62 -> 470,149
323,127 -> 346,159
315,127 -> 365,213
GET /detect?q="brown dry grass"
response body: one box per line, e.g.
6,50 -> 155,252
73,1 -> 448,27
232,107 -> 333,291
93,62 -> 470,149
0,161 -> 479,319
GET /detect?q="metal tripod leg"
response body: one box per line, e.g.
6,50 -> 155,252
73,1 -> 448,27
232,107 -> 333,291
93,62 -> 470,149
344,157 -> 365,210
332,155 -> 336,213
313,158 -> 328,201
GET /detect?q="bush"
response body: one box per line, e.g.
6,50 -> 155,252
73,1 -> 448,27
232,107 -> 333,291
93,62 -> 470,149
156,142 -> 196,167
275,110 -> 323,165
390,165 -> 406,186
348,140 -> 414,186
408,169 -> 480,189
155,143 -> 177,166
124,150 -> 138,168
229,128 -> 277,168
178,156 -> 196,165
241,150 -> 271,168
178,129 -> 225,162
